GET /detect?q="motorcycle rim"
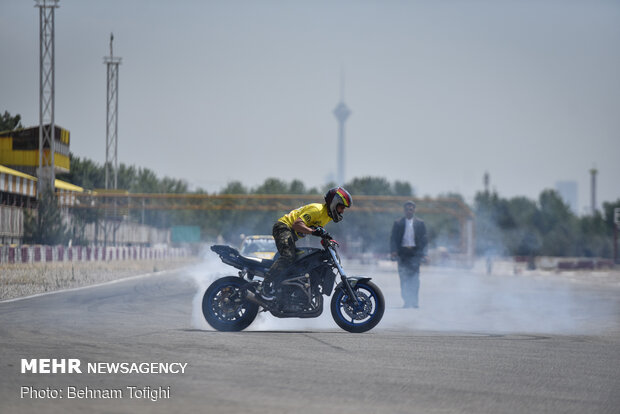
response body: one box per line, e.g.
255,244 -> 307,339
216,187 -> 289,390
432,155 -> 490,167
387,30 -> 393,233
202,276 -> 259,332
330,281 -> 385,333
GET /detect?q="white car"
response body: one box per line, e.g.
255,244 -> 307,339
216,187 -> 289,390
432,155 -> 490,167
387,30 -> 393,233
239,235 -> 276,260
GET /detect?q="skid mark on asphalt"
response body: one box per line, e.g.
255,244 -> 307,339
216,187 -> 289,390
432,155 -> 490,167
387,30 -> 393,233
302,333 -> 347,351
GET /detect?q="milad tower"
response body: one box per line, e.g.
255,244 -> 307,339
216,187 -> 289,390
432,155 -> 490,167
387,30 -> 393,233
333,76 -> 351,186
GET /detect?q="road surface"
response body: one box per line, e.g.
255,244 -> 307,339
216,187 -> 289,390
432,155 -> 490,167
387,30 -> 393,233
1,258 -> 619,413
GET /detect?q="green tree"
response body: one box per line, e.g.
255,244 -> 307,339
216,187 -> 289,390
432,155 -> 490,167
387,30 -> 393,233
0,111 -> 22,132
221,181 -> 248,194
23,187 -> 69,245
289,179 -> 306,194
253,178 -> 289,194
117,164 -> 137,190
534,190 -> 579,256
62,154 -> 105,189
133,168 -> 160,193
346,176 -> 393,196
472,187 -> 617,259
505,197 -> 540,256
578,206 -> 615,258
393,181 -> 414,197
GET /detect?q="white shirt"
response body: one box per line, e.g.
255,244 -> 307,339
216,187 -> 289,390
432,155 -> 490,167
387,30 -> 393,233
401,218 -> 416,247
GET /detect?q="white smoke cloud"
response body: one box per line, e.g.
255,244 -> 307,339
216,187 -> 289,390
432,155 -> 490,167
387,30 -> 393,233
366,261 -> 615,335
186,248 -> 613,335
185,246 -> 231,331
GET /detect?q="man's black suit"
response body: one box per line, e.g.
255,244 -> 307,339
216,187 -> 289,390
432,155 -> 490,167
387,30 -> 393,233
390,216 -> 428,308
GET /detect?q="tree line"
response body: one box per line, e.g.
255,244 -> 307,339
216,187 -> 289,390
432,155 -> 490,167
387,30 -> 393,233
474,189 -> 618,259
63,156 -> 419,251
65,155 -> 620,259
2,111 -> 618,258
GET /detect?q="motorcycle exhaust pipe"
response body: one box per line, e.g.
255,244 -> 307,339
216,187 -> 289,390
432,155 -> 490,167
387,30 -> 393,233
244,290 -> 270,307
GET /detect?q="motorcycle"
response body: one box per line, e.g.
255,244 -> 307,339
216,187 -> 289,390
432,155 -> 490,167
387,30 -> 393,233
202,232 -> 384,333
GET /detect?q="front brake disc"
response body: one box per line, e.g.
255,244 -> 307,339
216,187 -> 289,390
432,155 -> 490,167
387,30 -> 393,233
342,291 -> 372,320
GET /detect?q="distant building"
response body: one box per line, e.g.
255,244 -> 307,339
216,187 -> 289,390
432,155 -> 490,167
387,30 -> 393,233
555,181 -> 578,214
0,124 -> 70,176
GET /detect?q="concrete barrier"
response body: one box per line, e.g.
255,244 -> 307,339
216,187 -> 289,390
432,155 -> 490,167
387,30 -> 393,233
0,245 -> 191,264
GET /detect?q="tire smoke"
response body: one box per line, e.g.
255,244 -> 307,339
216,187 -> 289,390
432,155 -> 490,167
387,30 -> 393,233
186,247 -> 617,335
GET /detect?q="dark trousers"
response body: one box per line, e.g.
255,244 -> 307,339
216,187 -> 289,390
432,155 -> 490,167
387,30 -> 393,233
266,222 -> 296,282
397,253 -> 421,308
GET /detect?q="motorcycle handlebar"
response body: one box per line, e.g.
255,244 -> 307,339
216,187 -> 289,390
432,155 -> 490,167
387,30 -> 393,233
320,236 -> 339,248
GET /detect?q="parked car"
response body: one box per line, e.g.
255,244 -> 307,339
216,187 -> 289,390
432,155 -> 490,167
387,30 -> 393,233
239,235 -> 276,259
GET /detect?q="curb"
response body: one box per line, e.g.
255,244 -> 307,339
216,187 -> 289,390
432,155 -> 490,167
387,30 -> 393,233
0,268 -> 177,304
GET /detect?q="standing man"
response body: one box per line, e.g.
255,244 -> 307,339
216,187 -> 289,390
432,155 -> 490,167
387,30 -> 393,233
390,201 -> 428,308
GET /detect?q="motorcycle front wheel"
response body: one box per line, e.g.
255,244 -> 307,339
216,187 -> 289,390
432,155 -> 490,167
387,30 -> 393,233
202,276 -> 259,332
330,280 -> 385,333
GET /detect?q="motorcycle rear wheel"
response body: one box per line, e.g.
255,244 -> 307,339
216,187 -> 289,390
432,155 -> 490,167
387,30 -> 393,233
202,276 -> 259,332
330,281 -> 385,333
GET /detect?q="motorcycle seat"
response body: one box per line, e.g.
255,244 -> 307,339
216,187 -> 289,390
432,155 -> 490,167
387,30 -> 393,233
211,245 -> 272,271
240,254 -> 273,268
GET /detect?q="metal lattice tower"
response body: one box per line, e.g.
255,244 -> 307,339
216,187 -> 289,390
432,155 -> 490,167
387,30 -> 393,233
333,71 -> 351,186
104,33 -> 121,190
35,0 -> 59,197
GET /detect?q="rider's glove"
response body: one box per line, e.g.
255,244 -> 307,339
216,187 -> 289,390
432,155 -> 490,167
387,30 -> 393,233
312,227 -> 327,237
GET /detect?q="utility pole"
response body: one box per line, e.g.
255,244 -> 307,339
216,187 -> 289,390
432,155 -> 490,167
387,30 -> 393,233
35,0 -> 59,197
614,208 -> 620,265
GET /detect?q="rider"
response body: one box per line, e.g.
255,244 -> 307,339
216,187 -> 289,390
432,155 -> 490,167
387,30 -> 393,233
260,187 -> 352,300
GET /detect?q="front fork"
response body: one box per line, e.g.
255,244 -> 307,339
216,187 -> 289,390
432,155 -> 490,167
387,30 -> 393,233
327,246 -> 362,308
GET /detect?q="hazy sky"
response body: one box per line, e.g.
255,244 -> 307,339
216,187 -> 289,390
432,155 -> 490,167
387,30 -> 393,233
1,0 -> 619,212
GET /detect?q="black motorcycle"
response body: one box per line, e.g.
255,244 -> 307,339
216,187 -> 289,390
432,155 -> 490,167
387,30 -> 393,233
202,233 -> 384,333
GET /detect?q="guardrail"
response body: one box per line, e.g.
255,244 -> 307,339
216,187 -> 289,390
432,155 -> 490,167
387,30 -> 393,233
0,245 -> 190,264
0,205 -> 23,238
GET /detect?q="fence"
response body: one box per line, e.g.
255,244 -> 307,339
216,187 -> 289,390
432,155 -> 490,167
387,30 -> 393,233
0,205 -> 23,244
0,245 -> 190,264
83,222 -> 170,245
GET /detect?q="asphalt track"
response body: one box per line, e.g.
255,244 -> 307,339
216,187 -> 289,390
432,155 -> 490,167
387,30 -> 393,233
1,260 -> 619,414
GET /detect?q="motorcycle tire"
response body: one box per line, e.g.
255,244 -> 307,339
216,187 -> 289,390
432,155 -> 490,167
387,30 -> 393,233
202,276 -> 259,332
330,280 -> 385,333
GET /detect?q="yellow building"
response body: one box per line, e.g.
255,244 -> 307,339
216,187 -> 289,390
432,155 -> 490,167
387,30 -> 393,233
0,164 -> 84,207
0,124 -> 70,176
0,163 -> 85,244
